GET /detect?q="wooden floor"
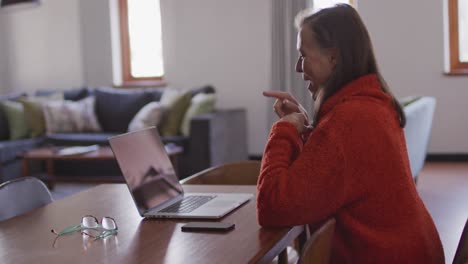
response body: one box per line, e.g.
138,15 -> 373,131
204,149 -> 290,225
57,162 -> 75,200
417,162 -> 468,264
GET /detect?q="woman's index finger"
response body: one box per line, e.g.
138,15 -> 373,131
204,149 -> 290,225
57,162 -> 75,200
262,91 -> 297,103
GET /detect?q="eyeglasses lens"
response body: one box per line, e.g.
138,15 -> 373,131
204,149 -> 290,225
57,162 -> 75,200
82,216 -> 99,228
102,217 -> 117,230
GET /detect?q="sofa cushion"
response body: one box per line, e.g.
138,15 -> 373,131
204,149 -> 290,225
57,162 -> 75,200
42,97 -> 101,134
95,88 -> 153,133
19,93 -> 64,137
190,85 -> 215,97
45,133 -> 119,146
0,93 -> 27,140
180,93 -> 216,136
128,101 -> 165,132
64,87 -> 91,101
159,90 -> 192,136
0,100 -> 30,140
145,89 -> 164,102
36,87 -> 90,101
0,93 -> 27,101
0,137 -> 43,163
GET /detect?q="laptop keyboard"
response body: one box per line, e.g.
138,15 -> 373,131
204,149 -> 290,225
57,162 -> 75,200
160,195 -> 216,213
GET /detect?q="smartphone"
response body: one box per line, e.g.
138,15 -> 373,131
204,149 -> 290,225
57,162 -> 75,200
181,222 -> 235,232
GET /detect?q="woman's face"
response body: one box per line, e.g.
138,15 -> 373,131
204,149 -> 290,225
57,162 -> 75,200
296,27 -> 336,98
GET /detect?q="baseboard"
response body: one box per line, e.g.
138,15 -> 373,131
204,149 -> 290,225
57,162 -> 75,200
248,155 -> 262,161
426,154 -> 468,162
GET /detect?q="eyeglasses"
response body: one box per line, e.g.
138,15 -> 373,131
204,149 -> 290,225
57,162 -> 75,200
51,215 -> 118,240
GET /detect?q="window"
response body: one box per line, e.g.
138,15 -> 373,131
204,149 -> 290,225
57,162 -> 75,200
312,0 -> 357,10
448,0 -> 468,74
118,0 -> 165,86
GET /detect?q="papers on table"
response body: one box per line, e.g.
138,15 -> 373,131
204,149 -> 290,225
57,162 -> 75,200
56,145 -> 100,156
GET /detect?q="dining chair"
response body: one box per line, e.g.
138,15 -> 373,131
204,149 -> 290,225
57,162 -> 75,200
453,218 -> 468,264
180,160 -> 261,185
298,218 -> 336,264
0,176 -> 54,221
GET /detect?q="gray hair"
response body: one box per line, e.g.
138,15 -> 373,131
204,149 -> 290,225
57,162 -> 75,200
294,8 -> 315,30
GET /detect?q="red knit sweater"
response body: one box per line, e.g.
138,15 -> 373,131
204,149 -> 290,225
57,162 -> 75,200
257,74 -> 444,263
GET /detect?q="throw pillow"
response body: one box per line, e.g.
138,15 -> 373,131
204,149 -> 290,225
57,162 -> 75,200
19,93 -> 64,137
128,101 -> 165,132
0,93 -> 27,140
180,93 -> 216,136
64,87 -> 90,101
94,88 -> 152,132
160,88 -> 184,106
0,100 -> 30,140
159,90 -> 192,136
43,96 -> 102,133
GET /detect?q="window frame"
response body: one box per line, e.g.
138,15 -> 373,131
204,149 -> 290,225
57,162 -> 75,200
118,0 -> 166,87
448,0 -> 468,75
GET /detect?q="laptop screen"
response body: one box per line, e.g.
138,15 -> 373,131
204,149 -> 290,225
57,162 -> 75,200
109,127 -> 184,215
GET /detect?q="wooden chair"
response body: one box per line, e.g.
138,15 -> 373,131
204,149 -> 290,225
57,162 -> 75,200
180,160 -> 261,185
453,218 -> 468,264
298,218 -> 336,264
0,176 -> 53,221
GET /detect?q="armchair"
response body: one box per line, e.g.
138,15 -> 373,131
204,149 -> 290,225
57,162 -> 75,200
402,96 -> 436,183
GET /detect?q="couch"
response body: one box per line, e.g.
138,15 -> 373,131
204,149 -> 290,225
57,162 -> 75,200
0,85 -> 248,182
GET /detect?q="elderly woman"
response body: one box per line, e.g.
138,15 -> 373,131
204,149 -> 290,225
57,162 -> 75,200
257,4 -> 444,263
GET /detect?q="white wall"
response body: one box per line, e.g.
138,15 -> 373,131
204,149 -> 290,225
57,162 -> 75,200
160,0 -> 271,155
79,0 -> 113,87
0,15 -> 8,93
358,0 -> 468,153
0,0 -> 84,92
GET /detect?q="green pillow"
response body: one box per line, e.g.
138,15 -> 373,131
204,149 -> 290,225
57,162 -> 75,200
159,92 -> 192,136
160,88 -> 183,106
0,100 -> 30,140
180,93 -> 216,136
19,93 -> 63,137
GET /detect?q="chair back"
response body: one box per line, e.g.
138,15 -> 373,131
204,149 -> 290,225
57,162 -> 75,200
0,177 -> 53,221
298,218 -> 336,264
402,96 -> 436,183
180,160 -> 261,185
453,218 -> 468,264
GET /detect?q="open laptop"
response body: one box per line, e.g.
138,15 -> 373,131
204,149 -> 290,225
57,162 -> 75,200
109,127 -> 253,219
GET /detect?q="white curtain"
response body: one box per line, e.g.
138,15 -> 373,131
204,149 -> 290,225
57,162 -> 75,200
268,0 -> 312,127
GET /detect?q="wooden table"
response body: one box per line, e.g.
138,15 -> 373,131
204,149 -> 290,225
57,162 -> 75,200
20,145 -> 183,189
0,184 -> 305,264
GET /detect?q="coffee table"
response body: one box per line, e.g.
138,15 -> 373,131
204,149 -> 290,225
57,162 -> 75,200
20,145 -> 183,189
